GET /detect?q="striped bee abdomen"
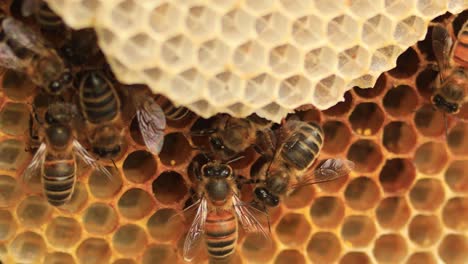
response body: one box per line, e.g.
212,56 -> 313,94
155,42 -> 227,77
454,21 -> 468,68
155,95 -> 190,121
205,210 -> 238,260
36,4 -> 64,29
80,72 -> 120,124
42,153 -> 76,206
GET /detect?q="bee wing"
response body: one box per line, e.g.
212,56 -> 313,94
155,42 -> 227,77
432,25 -> 453,79
291,158 -> 355,189
0,42 -> 25,70
72,140 -> 113,180
136,98 -> 166,155
2,17 -> 47,54
21,0 -> 38,17
23,143 -> 46,182
233,194 -> 271,240
183,198 -> 207,262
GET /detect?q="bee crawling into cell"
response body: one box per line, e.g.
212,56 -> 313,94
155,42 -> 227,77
0,15 -> 72,95
247,119 -> 355,209
429,19 -> 468,134
179,156 -> 270,262
23,102 -> 112,207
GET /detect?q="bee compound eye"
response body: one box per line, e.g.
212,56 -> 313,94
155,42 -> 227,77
49,81 -> 62,93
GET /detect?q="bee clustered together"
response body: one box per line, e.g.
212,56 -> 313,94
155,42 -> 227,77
0,1 -> 467,263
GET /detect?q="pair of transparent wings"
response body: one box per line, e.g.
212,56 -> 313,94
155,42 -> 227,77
290,158 -> 355,190
23,140 -> 113,182
136,97 -> 166,155
0,17 -> 48,71
183,194 -> 270,262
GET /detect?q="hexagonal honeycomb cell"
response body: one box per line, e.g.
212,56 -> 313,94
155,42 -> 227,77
43,0 -> 468,122
0,4 -> 468,264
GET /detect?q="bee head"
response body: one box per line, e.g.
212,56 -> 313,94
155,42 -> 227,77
202,163 -> 232,179
432,94 -> 459,114
254,187 -> 279,207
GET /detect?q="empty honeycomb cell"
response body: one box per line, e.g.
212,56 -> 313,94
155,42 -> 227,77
306,232 -> 341,264
82,202 -> 119,235
123,150 -> 157,183
255,12 -> 289,45
341,215 -> 376,247
417,0 -> 446,16
121,33 -> 157,66
439,234 -> 468,264
152,171 -> 187,205
185,6 -> 217,38
113,259 -> 137,264
442,197 -> 468,231
376,196 -> 411,230
118,188 -> 155,220
0,102 -> 29,136
408,214 -> 442,247
60,182 -> 88,214
0,210 -> 15,241
409,178 -> 445,211
244,73 -> 278,107
323,91 -> 353,116
110,0 -> 139,30
112,224 -> 147,256
383,85 -> 419,117
10,231 -> 46,263
309,196 -> 345,228
147,208 -> 184,242
414,142 -> 448,174
354,74 -> 387,99
197,39 -> 230,73
327,15 -> 358,49
16,196 -> 52,228
393,16 -> 426,46
277,75 -> 312,107
222,8 -> 255,44
347,140 -> 384,173
76,238 -> 111,264
384,0 -> 413,18
160,35 -> 194,69
45,216 -> 81,249
207,72 -> 243,107
269,44 -> 301,76
0,139 -> 28,172
344,176 -> 380,211
142,244 -> 178,264
0,175 -> 21,207
338,46 -> 370,78
291,15 -> 323,48
44,252 -> 75,264
89,166 -> 123,199
148,3 -> 182,35
233,41 -> 266,75
283,185 -> 315,210
362,15 -> 393,47
1,70 -> 35,101
313,75 -> 345,109
373,234 -> 408,263
406,252 -> 437,264
379,158 -> 416,193
349,103 -> 384,136
304,47 -> 337,79
389,46 -> 420,77
339,251 -> 371,264
414,105 -> 445,137
445,160 -> 468,193
415,66 -> 438,99
242,232 -> 277,262
170,68 -> 206,105
383,121 -> 417,154
275,249 -> 306,264
448,122 -> 468,156
276,213 -> 311,247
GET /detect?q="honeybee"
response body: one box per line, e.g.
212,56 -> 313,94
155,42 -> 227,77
78,70 -> 123,159
0,17 -> 72,94
182,160 -> 269,262
194,114 -> 276,160
21,0 -> 65,30
431,20 -> 468,114
251,120 -> 354,207
23,102 -> 111,206
154,94 -> 191,121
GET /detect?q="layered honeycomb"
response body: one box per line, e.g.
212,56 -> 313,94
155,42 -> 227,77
1,9 -> 468,264
43,0 -> 468,122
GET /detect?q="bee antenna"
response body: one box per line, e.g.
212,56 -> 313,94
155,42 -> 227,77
226,155 -> 244,164
111,159 -> 118,170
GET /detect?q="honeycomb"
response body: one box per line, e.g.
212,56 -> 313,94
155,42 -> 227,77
1,6 -> 468,264
43,0 -> 468,122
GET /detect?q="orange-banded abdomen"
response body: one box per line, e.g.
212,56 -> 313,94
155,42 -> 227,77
42,152 -> 76,206
154,95 -> 190,121
205,209 -> 238,260
453,21 -> 468,68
